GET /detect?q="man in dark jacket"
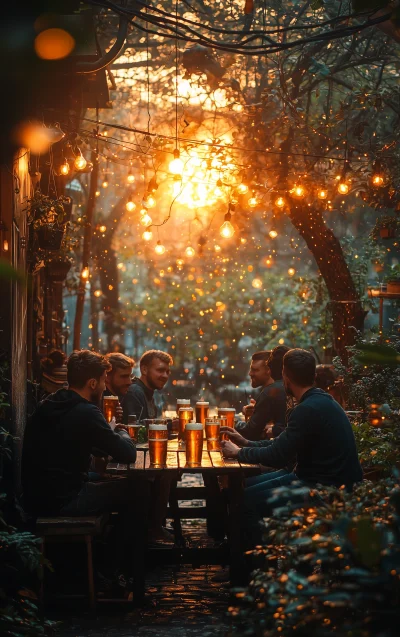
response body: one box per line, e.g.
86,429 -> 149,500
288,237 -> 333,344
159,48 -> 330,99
221,349 -> 363,536
236,346 -> 289,440
22,350 -> 149,584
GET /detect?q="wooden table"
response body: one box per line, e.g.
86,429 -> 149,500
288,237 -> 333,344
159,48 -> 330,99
107,439 -> 258,586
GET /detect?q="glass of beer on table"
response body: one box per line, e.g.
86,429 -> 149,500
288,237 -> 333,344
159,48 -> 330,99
195,401 -> 209,425
205,417 -> 220,451
176,398 -> 190,416
126,414 -> 141,442
103,395 -> 119,423
185,423 -> 203,467
178,407 -> 194,443
148,424 -> 168,468
218,408 -> 235,441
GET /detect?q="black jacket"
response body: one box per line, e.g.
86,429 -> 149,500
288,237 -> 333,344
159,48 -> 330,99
122,378 -> 159,424
238,388 -> 363,489
236,380 -> 287,440
22,389 -> 137,515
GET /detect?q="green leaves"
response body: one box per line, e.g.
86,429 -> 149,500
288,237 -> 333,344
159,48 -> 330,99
354,343 -> 400,367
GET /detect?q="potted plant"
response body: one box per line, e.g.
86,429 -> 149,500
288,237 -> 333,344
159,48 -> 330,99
45,256 -> 72,282
370,214 -> 398,241
386,263 -> 400,294
27,192 -> 70,251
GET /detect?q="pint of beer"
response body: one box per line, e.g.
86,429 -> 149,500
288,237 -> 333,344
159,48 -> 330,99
126,416 -> 141,442
195,401 -> 209,425
217,407 -> 235,429
178,407 -> 194,441
103,395 -> 119,423
176,398 -> 190,416
148,424 -> 168,467
185,423 -> 203,467
217,415 -> 229,441
205,418 -> 221,451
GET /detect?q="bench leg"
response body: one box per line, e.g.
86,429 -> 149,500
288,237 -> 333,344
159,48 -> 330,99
85,535 -> 96,612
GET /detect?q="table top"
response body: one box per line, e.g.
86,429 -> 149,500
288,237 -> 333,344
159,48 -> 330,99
107,439 -> 257,476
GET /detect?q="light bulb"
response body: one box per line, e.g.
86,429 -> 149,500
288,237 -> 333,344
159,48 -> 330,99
288,267 -> 296,276
94,289 -> 102,298
372,174 -> 384,187
220,220 -> 235,239
140,213 -> 152,226
269,229 -> 278,239
155,241 -> 166,255
82,266 -> 89,279
337,182 -> 349,194
185,245 -> 196,257
127,171 -> 135,184
143,228 -> 153,241
214,244 -> 221,252
252,278 -> 262,289
248,196 -> 258,208
60,161 -> 70,176
169,149 -> 184,176
318,189 -> 328,200
291,185 -> 305,198
275,196 -> 286,208
237,183 -> 248,195
3,239 -> 9,251
102,175 -> 109,188
74,154 -> 87,171
99,225 -> 106,233
230,195 -> 239,205
126,199 -> 136,212
145,194 -> 156,208
214,186 -> 224,198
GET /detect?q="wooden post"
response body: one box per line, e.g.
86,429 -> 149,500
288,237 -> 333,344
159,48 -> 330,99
73,151 -> 99,350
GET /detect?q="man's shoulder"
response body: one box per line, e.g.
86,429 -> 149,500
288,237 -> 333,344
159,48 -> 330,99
71,401 -> 105,422
258,381 -> 285,400
125,382 -> 146,399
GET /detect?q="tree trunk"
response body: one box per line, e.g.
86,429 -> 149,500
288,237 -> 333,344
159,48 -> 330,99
73,151 -> 99,350
288,204 -> 366,359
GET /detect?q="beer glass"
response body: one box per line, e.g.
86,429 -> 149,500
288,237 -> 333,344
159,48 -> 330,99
148,424 -> 168,467
205,417 -> 220,451
185,423 -> 203,467
103,395 -> 119,423
126,415 -> 141,442
178,407 -> 194,442
217,414 -> 230,441
195,401 -> 209,425
217,407 -> 235,429
176,398 -> 190,416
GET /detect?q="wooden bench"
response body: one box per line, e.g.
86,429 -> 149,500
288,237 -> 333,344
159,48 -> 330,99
37,514 -> 108,611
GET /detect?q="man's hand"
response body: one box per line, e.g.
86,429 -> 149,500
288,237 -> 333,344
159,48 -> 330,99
116,403 -> 123,422
243,398 -> 256,414
220,427 -> 248,447
114,423 -> 127,433
221,440 -> 240,459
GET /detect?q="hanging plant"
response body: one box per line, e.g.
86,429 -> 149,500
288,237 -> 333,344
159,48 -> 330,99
370,214 -> 399,241
27,193 -> 71,230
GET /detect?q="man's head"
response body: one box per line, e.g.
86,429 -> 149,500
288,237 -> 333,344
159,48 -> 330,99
249,351 -> 271,388
140,350 -> 173,391
67,350 -> 111,404
105,353 -> 135,397
267,345 -> 290,381
282,349 -> 316,397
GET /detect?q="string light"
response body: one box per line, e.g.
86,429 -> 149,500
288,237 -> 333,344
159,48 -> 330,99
127,169 -> 135,184
317,188 -> 328,200
126,196 -> 136,212
102,173 -> 110,188
337,181 -> 349,194
274,195 -> 286,208
214,244 -> 221,252
269,229 -> 278,239
99,225 -> 106,233
81,266 -> 90,279
59,160 -> 70,176
248,194 -> 258,208
155,240 -> 166,255
94,289 -> 102,298
220,210 -> 235,239
371,161 -> 384,187
185,245 -> 196,257
371,174 -> 384,187
252,278 -> 262,289
291,185 -> 306,198
237,183 -> 248,195
288,267 -> 296,276
144,194 -> 156,208
169,148 -> 184,177
143,228 -> 153,241
214,186 -> 224,198
140,213 -> 152,226
74,152 -> 87,171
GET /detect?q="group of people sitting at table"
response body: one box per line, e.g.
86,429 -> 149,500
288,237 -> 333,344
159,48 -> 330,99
22,345 -> 362,592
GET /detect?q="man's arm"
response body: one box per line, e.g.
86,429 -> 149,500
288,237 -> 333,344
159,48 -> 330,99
237,404 -> 310,467
88,407 -> 137,463
235,389 -> 274,440
122,386 -> 146,424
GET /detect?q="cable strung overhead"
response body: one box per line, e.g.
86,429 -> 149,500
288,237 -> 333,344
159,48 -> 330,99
85,0 -> 392,54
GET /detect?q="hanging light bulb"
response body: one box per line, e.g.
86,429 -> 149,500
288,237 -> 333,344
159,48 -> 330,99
99,225 -> 106,233
59,160 -> 70,176
317,188 -> 328,200
140,213 -> 152,227
155,240 -> 166,255
230,195 -> 239,205
337,181 -> 349,195
127,169 -> 135,184
237,183 -> 248,195
248,194 -> 258,208
169,148 -> 184,176
143,227 -> 153,241
81,266 -> 90,280
214,186 -> 224,198
269,229 -> 278,239
372,174 -> 384,187
288,267 -> 296,276
371,161 -> 384,187
220,210 -> 235,239
291,185 -> 306,198
102,173 -> 110,188
185,245 -> 196,257
126,197 -> 136,212
274,195 -> 286,208
74,152 -> 87,171
94,289 -> 102,298
214,244 -> 221,252
145,194 -> 156,208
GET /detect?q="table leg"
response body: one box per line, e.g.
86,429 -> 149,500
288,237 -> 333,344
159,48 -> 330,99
169,473 -> 185,546
228,473 -> 245,585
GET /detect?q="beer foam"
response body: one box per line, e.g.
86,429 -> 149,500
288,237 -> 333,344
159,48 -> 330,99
218,407 -> 235,411
148,424 -> 168,430
196,401 -> 209,406
185,422 -> 204,430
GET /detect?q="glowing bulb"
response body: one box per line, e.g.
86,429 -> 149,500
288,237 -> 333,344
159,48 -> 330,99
81,266 -> 89,279
143,228 -> 153,241
269,229 -> 278,239
140,213 -> 152,226
185,245 -> 196,257
230,195 -> 239,205
214,187 -> 224,198
59,161 -> 70,176
94,289 -> 102,298
145,194 -> 156,208
338,181 -> 349,194
252,278 -> 262,289
155,241 -> 166,255
127,171 -> 135,184
237,183 -> 248,195
220,220 -> 235,239
275,196 -> 286,208
126,199 -> 136,212
169,149 -> 184,176
291,185 -> 305,198
248,196 -> 258,208
214,244 -> 221,252
99,225 -> 106,233
102,175 -> 109,188
74,154 -> 87,171
372,174 -> 384,187
288,267 -> 296,276
3,239 -> 9,252
318,189 -> 328,200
